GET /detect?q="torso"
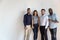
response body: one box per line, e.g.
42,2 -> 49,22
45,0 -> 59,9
48,13 -> 57,29
33,16 -> 38,24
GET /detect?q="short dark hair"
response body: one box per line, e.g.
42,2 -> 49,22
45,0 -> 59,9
27,8 -> 30,11
48,8 -> 53,11
33,10 -> 38,16
48,8 -> 53,13
41,9 -> 45,11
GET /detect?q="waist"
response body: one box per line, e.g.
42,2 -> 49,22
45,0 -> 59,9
26,25 -> 31,28
26,22 -> 31,25
33,23 -> 38,25
40,26 -> 45,27
40,24 -> 46,26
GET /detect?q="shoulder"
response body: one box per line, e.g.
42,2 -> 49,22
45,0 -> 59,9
53,13 -> 57,17
45,15 -> 49,19
24,14 -> 27,16
45,14 -> 48,17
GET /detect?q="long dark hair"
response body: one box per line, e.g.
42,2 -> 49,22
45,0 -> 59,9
33,10 -> 38,16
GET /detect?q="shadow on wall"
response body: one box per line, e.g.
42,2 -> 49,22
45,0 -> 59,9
15,10 -> 41,40
15,10 -> 26,40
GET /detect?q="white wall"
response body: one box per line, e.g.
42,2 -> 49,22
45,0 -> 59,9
0,0 -> 60,40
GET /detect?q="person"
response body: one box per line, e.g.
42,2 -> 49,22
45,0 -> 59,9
32,10 -> 40,40
48,8 -> 59,40
23,8 -> 32,40
40,9 -> 49,40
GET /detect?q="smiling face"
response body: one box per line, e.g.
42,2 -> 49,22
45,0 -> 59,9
34,12 -> 37,16
33,10 -> 38,16
48,8 -> 53,15
41,9 -> 45,15
27,8 -> 31,14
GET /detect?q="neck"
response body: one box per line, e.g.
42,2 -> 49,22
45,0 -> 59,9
27,13 -> 30,15
42,14 -> 44,16
50,13 -> 53,15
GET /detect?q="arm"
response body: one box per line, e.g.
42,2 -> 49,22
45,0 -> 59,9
51,20 -> 59,23
23,15 -> 26,27
52,14 -> 59,23
32,17 -> 34,29
38,17 -> 40,28
45,16 -> 49,29
50,14 -> 59,23
38,16 -> 40,30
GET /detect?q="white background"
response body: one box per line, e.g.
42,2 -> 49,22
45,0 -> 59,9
0,0 -> 60,40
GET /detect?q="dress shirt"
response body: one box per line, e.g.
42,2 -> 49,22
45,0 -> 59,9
40,14 -> 49,29
48,13 -> 58,29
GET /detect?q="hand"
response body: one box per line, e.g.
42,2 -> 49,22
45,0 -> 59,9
32,26 -> 34,29
38,27 -> 40,31
45,27 -> 47,29
49,19 -> 52,21
24,27 -> 27,30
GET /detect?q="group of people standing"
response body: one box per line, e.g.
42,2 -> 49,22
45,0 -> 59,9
23,8 -> 59,40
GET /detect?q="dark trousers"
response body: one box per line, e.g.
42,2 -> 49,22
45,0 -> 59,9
40,26 -> 48,40
33,24 -> 38,40
49,28 -> 57,40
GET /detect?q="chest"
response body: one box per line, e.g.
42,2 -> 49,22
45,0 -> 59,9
26,15 -> 32,19
33,17 -> 38,21
49,15 -> 56,20
40,16 -> 47,21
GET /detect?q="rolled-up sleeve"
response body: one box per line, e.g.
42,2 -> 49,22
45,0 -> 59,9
54,14 -> 58,21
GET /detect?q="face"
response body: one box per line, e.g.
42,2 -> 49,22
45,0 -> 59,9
41,10 -> 45,15
49,9 -> 53,15
27,9 -> 31,14
34,12 -> 37,16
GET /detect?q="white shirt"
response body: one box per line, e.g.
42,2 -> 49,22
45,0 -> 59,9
40,14 -> 49,29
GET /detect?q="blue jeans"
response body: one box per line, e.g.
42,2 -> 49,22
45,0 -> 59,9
49,28 -> 57,40
33,24 -> 38,40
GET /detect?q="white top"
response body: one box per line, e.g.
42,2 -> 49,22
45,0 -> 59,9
40,14 -> 49,29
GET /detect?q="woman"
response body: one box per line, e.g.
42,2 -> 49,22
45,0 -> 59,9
32,10 -> 40,40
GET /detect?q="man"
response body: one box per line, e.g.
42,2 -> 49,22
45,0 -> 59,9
23,8 -> 32,40
40,9 -> 49,40
48,8 -> 59,40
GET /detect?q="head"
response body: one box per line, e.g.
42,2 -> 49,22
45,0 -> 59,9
27,8 -> 31,14
48,8 -> 53,15
41,9 -> 46,15
33,10 -> 38,16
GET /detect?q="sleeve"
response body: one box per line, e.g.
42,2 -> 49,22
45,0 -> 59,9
31,15 -> 32,26
23,15 -> 26,27
45,16 -> 49,29
54,14 -> 58,21
48,15 -> 51,19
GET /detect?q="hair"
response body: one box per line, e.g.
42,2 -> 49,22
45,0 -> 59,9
48,8 -> 53,11
48,8 -> 53,13
33,10 -> 38,16
41,9 -> 45,12
27,8 -> 30,11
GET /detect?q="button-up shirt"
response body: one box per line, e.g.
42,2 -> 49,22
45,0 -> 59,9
40,14 -> 49,29
48,13 -> 58,29
23,14 -> 32,27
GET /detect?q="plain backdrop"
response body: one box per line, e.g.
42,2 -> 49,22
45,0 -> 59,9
0,0 -> 60,40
